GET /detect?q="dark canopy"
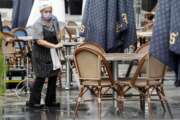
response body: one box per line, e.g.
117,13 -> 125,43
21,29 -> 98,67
0,0 -> 12,8
150,0 -> 180,86
80,0 -> 137,52
12,0 -> 34,28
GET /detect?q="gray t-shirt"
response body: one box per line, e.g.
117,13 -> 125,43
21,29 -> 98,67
31,15 -> 65,41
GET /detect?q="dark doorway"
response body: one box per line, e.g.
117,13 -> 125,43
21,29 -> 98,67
0,0 -> 13,8
142,0 -> 158,11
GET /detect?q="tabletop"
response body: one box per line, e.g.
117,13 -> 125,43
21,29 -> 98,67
105,53 -> 144,61
63,41 -> 82,46
67,53 -> 144,61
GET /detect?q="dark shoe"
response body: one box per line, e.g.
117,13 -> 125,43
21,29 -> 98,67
26,101 -> 45,109
46,103 -> 60,108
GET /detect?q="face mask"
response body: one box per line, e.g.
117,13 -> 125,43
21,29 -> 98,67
42,12 -> 52,21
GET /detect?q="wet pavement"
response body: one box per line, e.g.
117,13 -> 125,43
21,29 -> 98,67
1,73 -> 180,120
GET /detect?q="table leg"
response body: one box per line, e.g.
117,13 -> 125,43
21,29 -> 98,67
65,46 -> 72,90
112,61 -> 118,111
65,60 -> 70,90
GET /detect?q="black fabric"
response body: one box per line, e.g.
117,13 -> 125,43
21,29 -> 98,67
43,25 -> 58,44
65,0 -> 69,13
69,0 -> 82,15
12,0 -> 33,28
81,0 -> 137,52
0,14 -> 2,32
29,75 -> 57,105
150,0 -> 180,86
32,25 -> 58,78
175,57 -> 180,86
0,0 -> 12,8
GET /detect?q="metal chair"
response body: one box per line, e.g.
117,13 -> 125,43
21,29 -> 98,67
73,46 -> 120,119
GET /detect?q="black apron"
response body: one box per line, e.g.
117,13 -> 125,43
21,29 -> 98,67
32,25 -> 59,77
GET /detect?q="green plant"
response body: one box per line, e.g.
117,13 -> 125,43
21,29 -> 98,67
0,32 -> 6,96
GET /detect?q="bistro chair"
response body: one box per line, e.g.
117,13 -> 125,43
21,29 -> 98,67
136,55 -> 173,118
78,42 -> 106,54
12,27 -> 28,52
115,52 -> 148,109
12,27 -> 28,37
116,54 -> 173,119
11,27 -> 32,70
2,32 -> 17,63
126,43 -> 172,115
1,32 -> 26,80
2,26 -> 11,32
67,20 -> 78,40
64,27 -> 73,42
73,46 -> 120,119
78,42 -> 108,78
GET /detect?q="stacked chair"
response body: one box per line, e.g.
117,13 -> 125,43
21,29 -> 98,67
73,43 -> 119,119
1,28 -> 30,92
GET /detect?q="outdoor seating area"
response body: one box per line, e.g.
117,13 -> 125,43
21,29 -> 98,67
1,0 -> 180,120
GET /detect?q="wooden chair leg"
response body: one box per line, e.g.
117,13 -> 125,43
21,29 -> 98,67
74,87 -> 85,119
117,86 -> 124,112
163,98 -> 173,119
140,94 -> 145,112
138,88 -> 146,112
159,87 -> 174,119
117,96 -> 124,112
156,88 -> 166,112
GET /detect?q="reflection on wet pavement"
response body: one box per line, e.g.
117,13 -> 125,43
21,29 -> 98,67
1,79 -> 180,120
